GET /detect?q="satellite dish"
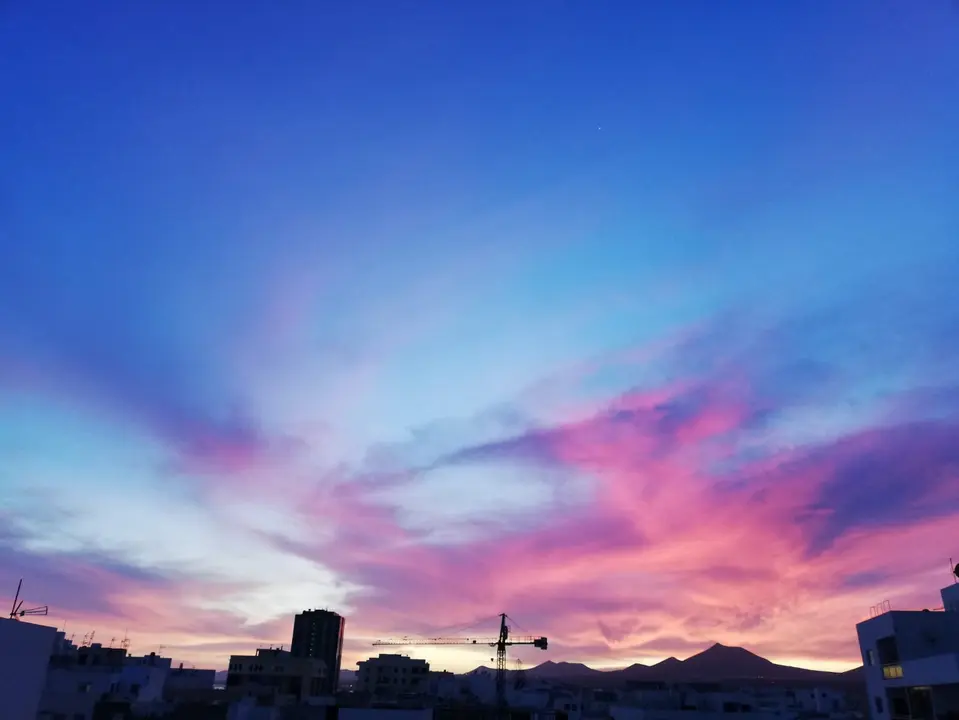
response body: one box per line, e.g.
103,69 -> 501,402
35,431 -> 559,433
954,563 -> 959,578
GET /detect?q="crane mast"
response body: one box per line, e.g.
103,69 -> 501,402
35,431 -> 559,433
373,612 -> 547,712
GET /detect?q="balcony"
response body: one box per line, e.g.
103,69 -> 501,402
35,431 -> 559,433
881,654 -> 959,687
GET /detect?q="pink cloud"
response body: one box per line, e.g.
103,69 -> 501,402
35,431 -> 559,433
281,370 -> 959,673
10,308 -> 959,676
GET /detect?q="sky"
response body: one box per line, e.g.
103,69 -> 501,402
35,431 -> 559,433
1,0 -> 959,675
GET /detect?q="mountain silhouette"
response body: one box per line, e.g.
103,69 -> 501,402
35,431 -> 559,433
509,643 -> 858,684
618,662 -> 651,680
678,643 -> 777,678
527,660 -> 605,679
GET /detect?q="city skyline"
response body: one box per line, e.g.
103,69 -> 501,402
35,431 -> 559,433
2,2 -> 959,674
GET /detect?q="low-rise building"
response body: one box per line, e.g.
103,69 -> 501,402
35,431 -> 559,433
115,651 -> 171,705
164,663 -> 217,697
38,642 -> 128,720
357,654 -> 430,697
0,617 -> 58,720
36,641 -> 183,719
227,647 -> 328,704
856,580 -> 959,720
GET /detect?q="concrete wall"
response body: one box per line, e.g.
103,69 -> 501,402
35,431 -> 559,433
942,584 -> 959,613
165,667 -> 217,693
0,618 -> 57,720
118,662 -> 169,702
38,666 -> 119,720
858,612 -> 899,720
883,654 -> 959,688
892,612 -> 959,661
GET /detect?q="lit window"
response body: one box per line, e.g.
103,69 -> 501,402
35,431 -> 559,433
882,665 -> 903,679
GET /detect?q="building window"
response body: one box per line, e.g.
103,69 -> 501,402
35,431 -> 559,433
866,649 -> 875,666
882,665 -> 903,679
78,682 -> 92,693
876,636 -> 900,665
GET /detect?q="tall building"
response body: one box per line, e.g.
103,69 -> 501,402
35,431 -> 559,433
290,609 -> 344,693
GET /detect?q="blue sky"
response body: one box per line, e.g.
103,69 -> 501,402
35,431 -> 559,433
1,0 -> 958,671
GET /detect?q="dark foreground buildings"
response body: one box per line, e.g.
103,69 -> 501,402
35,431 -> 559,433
290,609 -> 345,693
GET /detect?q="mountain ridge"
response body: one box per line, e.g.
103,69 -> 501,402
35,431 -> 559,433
464,643 -> 860,684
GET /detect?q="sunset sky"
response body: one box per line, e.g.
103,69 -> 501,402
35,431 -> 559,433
2,1 -> 959,675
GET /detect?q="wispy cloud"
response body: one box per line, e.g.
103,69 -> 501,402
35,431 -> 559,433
269,301 -> 959,669
0,515 -> 317,667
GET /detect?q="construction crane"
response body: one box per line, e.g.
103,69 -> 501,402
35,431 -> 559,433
373,613 -> 547,711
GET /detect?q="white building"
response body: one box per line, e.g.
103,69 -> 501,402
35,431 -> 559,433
38,642 -> 128,720
0,617 -> 58,720
856,581 -> 959,720
356,654 -> 430,696
115,651 -> 172,705
35,640 -> 183,719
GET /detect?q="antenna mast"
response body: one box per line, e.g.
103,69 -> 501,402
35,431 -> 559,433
8,579 -> 49,621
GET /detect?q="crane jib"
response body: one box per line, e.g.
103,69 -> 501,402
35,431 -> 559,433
371,613 -> 548,711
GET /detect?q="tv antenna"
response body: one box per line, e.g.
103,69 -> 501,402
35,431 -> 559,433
514,658 -> 527,690
8,579 -> 49,621
120,631 -> 131,651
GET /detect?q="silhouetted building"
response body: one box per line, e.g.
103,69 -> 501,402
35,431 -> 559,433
357,653 -> 430,697
290,609 -> 344,693
226,647 -> 329,703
